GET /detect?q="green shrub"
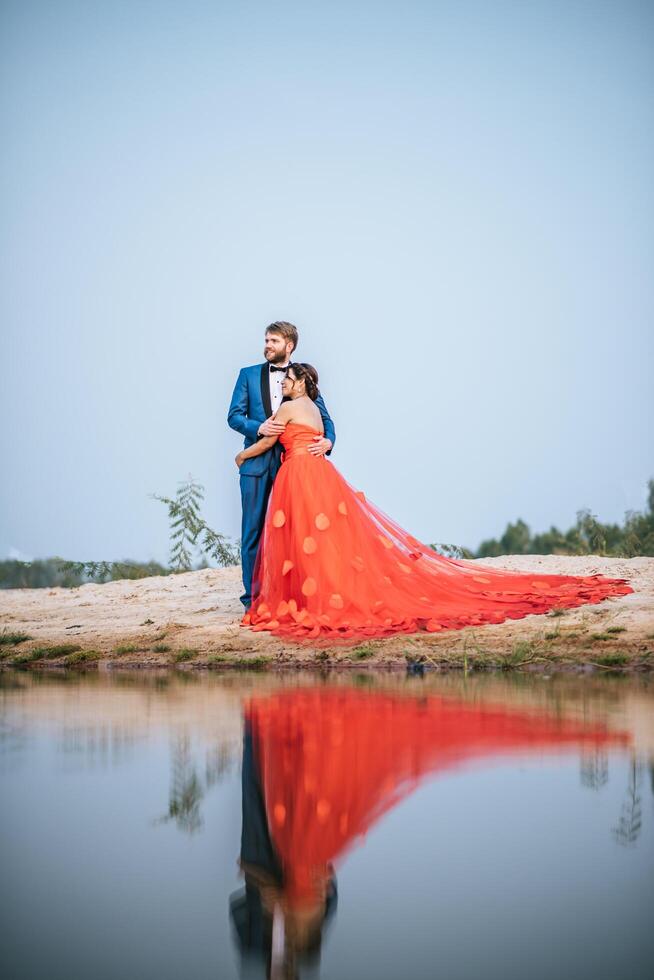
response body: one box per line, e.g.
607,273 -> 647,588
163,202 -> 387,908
0,631 -> 31,646
173,648 -> 198,663
352,644 -> 375,660
114,644 -> 144,655
32,644 -> 82,659
64,650 -> 101,665
593,653 -> 628,667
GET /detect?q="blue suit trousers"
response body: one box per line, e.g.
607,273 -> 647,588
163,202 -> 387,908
239,466 -> 277,609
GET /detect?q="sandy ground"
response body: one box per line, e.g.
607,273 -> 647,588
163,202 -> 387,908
1,555 -> 652,671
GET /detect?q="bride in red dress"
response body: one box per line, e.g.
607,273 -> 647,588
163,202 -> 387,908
235,363 -> 632,643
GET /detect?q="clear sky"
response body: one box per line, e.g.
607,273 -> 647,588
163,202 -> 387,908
1,0 -> 652,566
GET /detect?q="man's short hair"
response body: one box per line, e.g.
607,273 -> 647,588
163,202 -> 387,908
266,321 -> 298,352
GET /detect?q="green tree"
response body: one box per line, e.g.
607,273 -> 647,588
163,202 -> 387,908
471,476 -> 654,558
151,476 -> 240,571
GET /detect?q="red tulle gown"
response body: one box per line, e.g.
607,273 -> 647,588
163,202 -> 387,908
244,423 -> 632,642
247,688 -> 629,906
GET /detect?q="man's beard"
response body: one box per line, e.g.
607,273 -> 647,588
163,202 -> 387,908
264,348 -> 288,365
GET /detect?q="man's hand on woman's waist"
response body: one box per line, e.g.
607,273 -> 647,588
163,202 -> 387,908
307,437 -> 332,457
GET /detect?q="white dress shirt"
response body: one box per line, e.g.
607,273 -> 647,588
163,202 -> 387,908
269,362 -> 289,414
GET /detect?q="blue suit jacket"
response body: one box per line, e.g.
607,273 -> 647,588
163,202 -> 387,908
227,363 -> 336,477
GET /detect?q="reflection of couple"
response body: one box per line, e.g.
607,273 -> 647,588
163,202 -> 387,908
230,686 -> 629,978
228,321 -> 632,643
230,711 -> 337,980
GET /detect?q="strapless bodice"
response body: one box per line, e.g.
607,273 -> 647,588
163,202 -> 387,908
280,422 -> 324,459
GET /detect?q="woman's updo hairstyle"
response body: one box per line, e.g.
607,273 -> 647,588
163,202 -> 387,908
289,362 -> 320,401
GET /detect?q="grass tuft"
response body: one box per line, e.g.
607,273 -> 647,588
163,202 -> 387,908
238,656 -> 271,669
606,626 -> 627,634
11,650 -> 44,665
511,640 -> 536,659
593,653 -> 629,668
153,643 -> 171,653
590,633 -> 611,642
495,640 -> 560,670
351,644 -> 376,661
32,644 -> 82,660
173,648 -> 199,663
0,631 -> 32,646
64,650 -> 101,665
205,653 -> 272,668
114,644 -> 145,655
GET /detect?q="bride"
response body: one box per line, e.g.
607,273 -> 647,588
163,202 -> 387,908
235,363 -> 632,642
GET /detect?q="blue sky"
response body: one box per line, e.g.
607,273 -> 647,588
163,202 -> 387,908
1,0 -> 652,565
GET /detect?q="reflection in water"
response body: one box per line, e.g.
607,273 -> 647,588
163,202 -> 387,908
206,742 -> 238,789
613,759 -> 644,847
159,735 -> 204,834
230,724 -> 337,979
580,749 -> 609,790
0,716 -> 29,757
230,686 -> 631,979
1,670 -> 653,980
157,735 -> 238,834
580,748 -> 647,846
57,725 -> 141,768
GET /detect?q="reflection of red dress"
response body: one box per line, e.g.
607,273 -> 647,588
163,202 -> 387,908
245,423 -> 632,642
247,688 -> 629,905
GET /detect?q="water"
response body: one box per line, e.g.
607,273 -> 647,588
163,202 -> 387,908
1,669 -> 652,980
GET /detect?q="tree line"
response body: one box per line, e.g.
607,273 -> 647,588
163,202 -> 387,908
472,479 -> 654,559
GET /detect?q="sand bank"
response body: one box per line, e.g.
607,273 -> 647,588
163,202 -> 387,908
0,556 -> 652,671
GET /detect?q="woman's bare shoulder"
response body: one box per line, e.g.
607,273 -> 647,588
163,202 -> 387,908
276,400 -> 323,432
274,401 -> 294,422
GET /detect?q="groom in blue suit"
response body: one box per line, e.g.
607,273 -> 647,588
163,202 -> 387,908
228,321 -> 336,611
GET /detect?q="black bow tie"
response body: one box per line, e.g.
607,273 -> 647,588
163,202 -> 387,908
269,365 -> 288,373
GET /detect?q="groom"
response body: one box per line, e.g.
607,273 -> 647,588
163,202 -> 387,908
228,321 -> 336,611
